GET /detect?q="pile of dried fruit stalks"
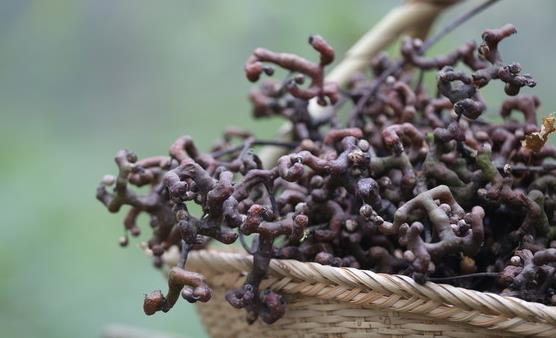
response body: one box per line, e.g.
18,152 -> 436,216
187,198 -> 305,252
97,24 -> 556,324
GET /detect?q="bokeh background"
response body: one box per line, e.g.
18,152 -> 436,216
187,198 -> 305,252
1,1 -> 555,337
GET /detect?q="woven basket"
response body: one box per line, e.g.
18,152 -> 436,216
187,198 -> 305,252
187,250 -> 556,338
178,1 -> 555,337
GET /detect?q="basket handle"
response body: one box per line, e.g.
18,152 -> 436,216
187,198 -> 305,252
325,0 -> 461,89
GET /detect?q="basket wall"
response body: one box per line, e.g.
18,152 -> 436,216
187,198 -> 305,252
185,251 -> 556,338
197,283 -> 514,338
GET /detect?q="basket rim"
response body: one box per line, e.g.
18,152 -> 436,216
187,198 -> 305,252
186,249 -> 556,337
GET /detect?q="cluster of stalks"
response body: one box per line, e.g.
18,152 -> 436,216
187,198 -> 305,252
97,23 -> 556,324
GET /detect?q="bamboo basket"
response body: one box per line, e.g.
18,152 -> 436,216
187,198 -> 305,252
178,1 -> 556,337
187,250 -> 556,338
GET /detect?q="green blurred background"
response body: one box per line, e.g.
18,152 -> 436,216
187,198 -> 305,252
1,1 -> 555,337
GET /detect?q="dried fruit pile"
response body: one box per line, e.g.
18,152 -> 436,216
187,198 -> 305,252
97,24 -> 556,324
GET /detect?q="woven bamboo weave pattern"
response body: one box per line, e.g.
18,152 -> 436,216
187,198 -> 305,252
187,250 -> 556,337
198,287 -> 516,338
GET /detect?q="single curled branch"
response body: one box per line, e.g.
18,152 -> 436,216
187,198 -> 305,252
245,35 -> 338,106
144,267 -> 211,315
